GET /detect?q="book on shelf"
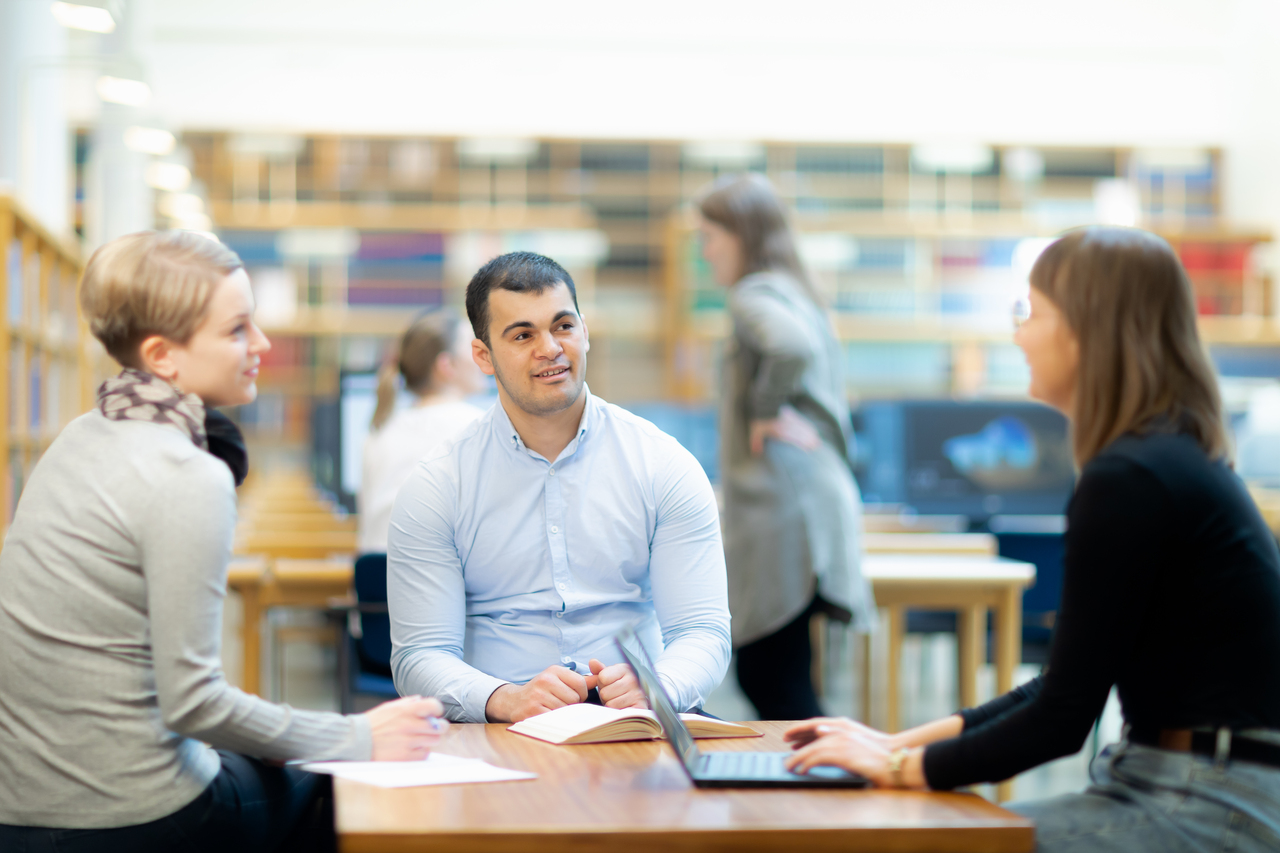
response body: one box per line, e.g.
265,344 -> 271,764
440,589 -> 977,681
507,703 -> 760,745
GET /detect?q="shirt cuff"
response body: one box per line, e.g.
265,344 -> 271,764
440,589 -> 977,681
464,674 -> 512,723
348,713 -> 374,760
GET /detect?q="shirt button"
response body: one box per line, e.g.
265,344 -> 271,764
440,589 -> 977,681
555,612 -> 563,618
558,582 -> 567,591
550,526 -> 559,533
549,468 -> 556,476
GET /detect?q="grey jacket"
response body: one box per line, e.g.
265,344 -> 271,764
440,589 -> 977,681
719,271 -> 876,647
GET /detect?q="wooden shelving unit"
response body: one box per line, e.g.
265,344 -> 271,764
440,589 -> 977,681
0,195 -> 95,527
173,134 -> 1267,434
662,208 -> 1272,401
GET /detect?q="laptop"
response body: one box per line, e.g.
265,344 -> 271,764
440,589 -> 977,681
613,627 -> 869,789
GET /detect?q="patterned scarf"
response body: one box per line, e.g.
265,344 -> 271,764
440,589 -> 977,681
97,368 -> 208,450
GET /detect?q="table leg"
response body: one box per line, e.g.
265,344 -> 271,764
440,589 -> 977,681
994,585 -> 1023,803
240,585 -> 262,697
860,630 -> 872,725
886,605 -> 905,733
956,605 -> 984,710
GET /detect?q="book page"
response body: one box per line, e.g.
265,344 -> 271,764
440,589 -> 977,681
507,703 -> 658,744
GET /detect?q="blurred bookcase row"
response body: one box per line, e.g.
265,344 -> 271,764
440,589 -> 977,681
663,212 -> 1273,401
157,134 -> 1275,445
0,195 -> 101,529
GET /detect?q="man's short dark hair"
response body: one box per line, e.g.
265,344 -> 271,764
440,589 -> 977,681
465,251 -> 579,347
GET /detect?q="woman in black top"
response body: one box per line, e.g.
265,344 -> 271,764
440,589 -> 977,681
784,226 -> 1280,851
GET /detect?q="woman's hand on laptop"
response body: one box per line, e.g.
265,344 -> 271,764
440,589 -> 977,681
783,717 -> 891,750
783,726 -> 927,789
588,659 -> 648,710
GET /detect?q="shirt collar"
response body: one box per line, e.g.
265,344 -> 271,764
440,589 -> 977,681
492,384 -> 596,462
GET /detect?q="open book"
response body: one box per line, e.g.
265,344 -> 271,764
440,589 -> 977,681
507,703 -> 761,745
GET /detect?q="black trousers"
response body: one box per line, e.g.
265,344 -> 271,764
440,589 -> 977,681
0,751 -> 335,853
736,596 -> 827,721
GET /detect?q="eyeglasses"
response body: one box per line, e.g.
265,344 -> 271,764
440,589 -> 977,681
1011,297 -> 1031,330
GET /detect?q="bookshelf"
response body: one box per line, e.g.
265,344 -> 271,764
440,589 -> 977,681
662,212 -> 1273,401
0,195 -> 96,527
171,134 -> 1271,441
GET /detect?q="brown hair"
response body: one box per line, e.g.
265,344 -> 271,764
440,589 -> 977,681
697,173 -> 822,305
79,230 -> 244,368
371,309 -> 463,430
1030,226 -> 1229,465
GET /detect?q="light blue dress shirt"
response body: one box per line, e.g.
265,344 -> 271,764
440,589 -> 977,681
387,388 -> 732,722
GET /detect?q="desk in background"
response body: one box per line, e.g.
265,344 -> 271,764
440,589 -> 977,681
862,554 -> 1035,803
335,721 -> 1034,853
226,557 -> 353,697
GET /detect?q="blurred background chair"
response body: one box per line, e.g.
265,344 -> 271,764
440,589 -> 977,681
333,553 -> 399,712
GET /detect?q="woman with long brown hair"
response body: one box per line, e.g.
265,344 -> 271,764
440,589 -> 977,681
783,226 -> 1280,851
698,174 -> 876,720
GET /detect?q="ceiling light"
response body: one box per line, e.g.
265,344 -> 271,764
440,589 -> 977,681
158,193 -> 205,219
458,138 -> 538,166
96,76 -> 151,107
682,141 -> 766,168
172,216 -> 214,234
145,162 -> 191,192
124,126 -> 175,156
51,2 -> 116,33
912,143 -> 995,174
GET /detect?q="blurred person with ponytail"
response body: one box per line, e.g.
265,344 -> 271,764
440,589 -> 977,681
358,309 -> 486,553
698,174 -> 876,720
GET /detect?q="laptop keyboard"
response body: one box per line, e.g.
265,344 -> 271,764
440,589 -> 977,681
701,751 -> 789,778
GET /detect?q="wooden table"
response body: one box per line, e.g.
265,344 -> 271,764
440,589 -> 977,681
226,557 -> 353,697
863,532 -> 997,556
334,722 -> 1034,853
862,554 -> 1035,802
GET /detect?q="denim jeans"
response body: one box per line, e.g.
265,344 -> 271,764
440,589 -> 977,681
0,751 -> 334,853
1009,739 -> 1280,852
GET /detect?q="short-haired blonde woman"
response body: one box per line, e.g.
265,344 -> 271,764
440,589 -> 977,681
783,227 -> 1280,852
0,232 -> 447,853
359,309 -> 484,553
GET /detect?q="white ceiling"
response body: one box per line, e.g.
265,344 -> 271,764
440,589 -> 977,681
65,0 -> 1280,146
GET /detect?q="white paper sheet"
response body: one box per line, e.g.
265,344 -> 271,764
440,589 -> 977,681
300,752 -> 536,788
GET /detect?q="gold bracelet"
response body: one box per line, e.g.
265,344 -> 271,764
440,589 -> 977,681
887,748 -> 909,788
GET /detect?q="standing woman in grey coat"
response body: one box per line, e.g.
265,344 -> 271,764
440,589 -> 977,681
698,174 -> 876,720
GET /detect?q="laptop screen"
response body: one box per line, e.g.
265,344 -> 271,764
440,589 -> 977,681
613,627 -> 700,772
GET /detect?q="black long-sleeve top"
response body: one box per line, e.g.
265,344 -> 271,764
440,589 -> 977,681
923,429 -> 1280,790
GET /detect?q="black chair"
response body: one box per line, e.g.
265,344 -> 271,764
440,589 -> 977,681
334,553 -> 399,712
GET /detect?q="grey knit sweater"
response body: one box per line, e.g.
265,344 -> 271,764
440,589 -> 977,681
0,412 -> 371,828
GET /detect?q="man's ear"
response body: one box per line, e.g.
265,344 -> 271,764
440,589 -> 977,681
471,338 -> 495,377
138,334 -> 179,382
582,319 -> 590,354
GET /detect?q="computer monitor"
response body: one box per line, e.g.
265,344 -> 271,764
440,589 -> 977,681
322,370 -> 495,511
854,399 -> 1074,520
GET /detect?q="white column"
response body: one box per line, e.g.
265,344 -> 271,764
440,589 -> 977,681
0,0 -> 70,237
84,0 -> 155,251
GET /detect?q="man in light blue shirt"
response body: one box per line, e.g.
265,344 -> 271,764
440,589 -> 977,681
388,251 -> 731,723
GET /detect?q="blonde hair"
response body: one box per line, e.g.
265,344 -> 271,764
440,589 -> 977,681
371,309 -> 463,430
1030,226 -> 1229,465
697,173 -> 823,305
79,231 -> 244,368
